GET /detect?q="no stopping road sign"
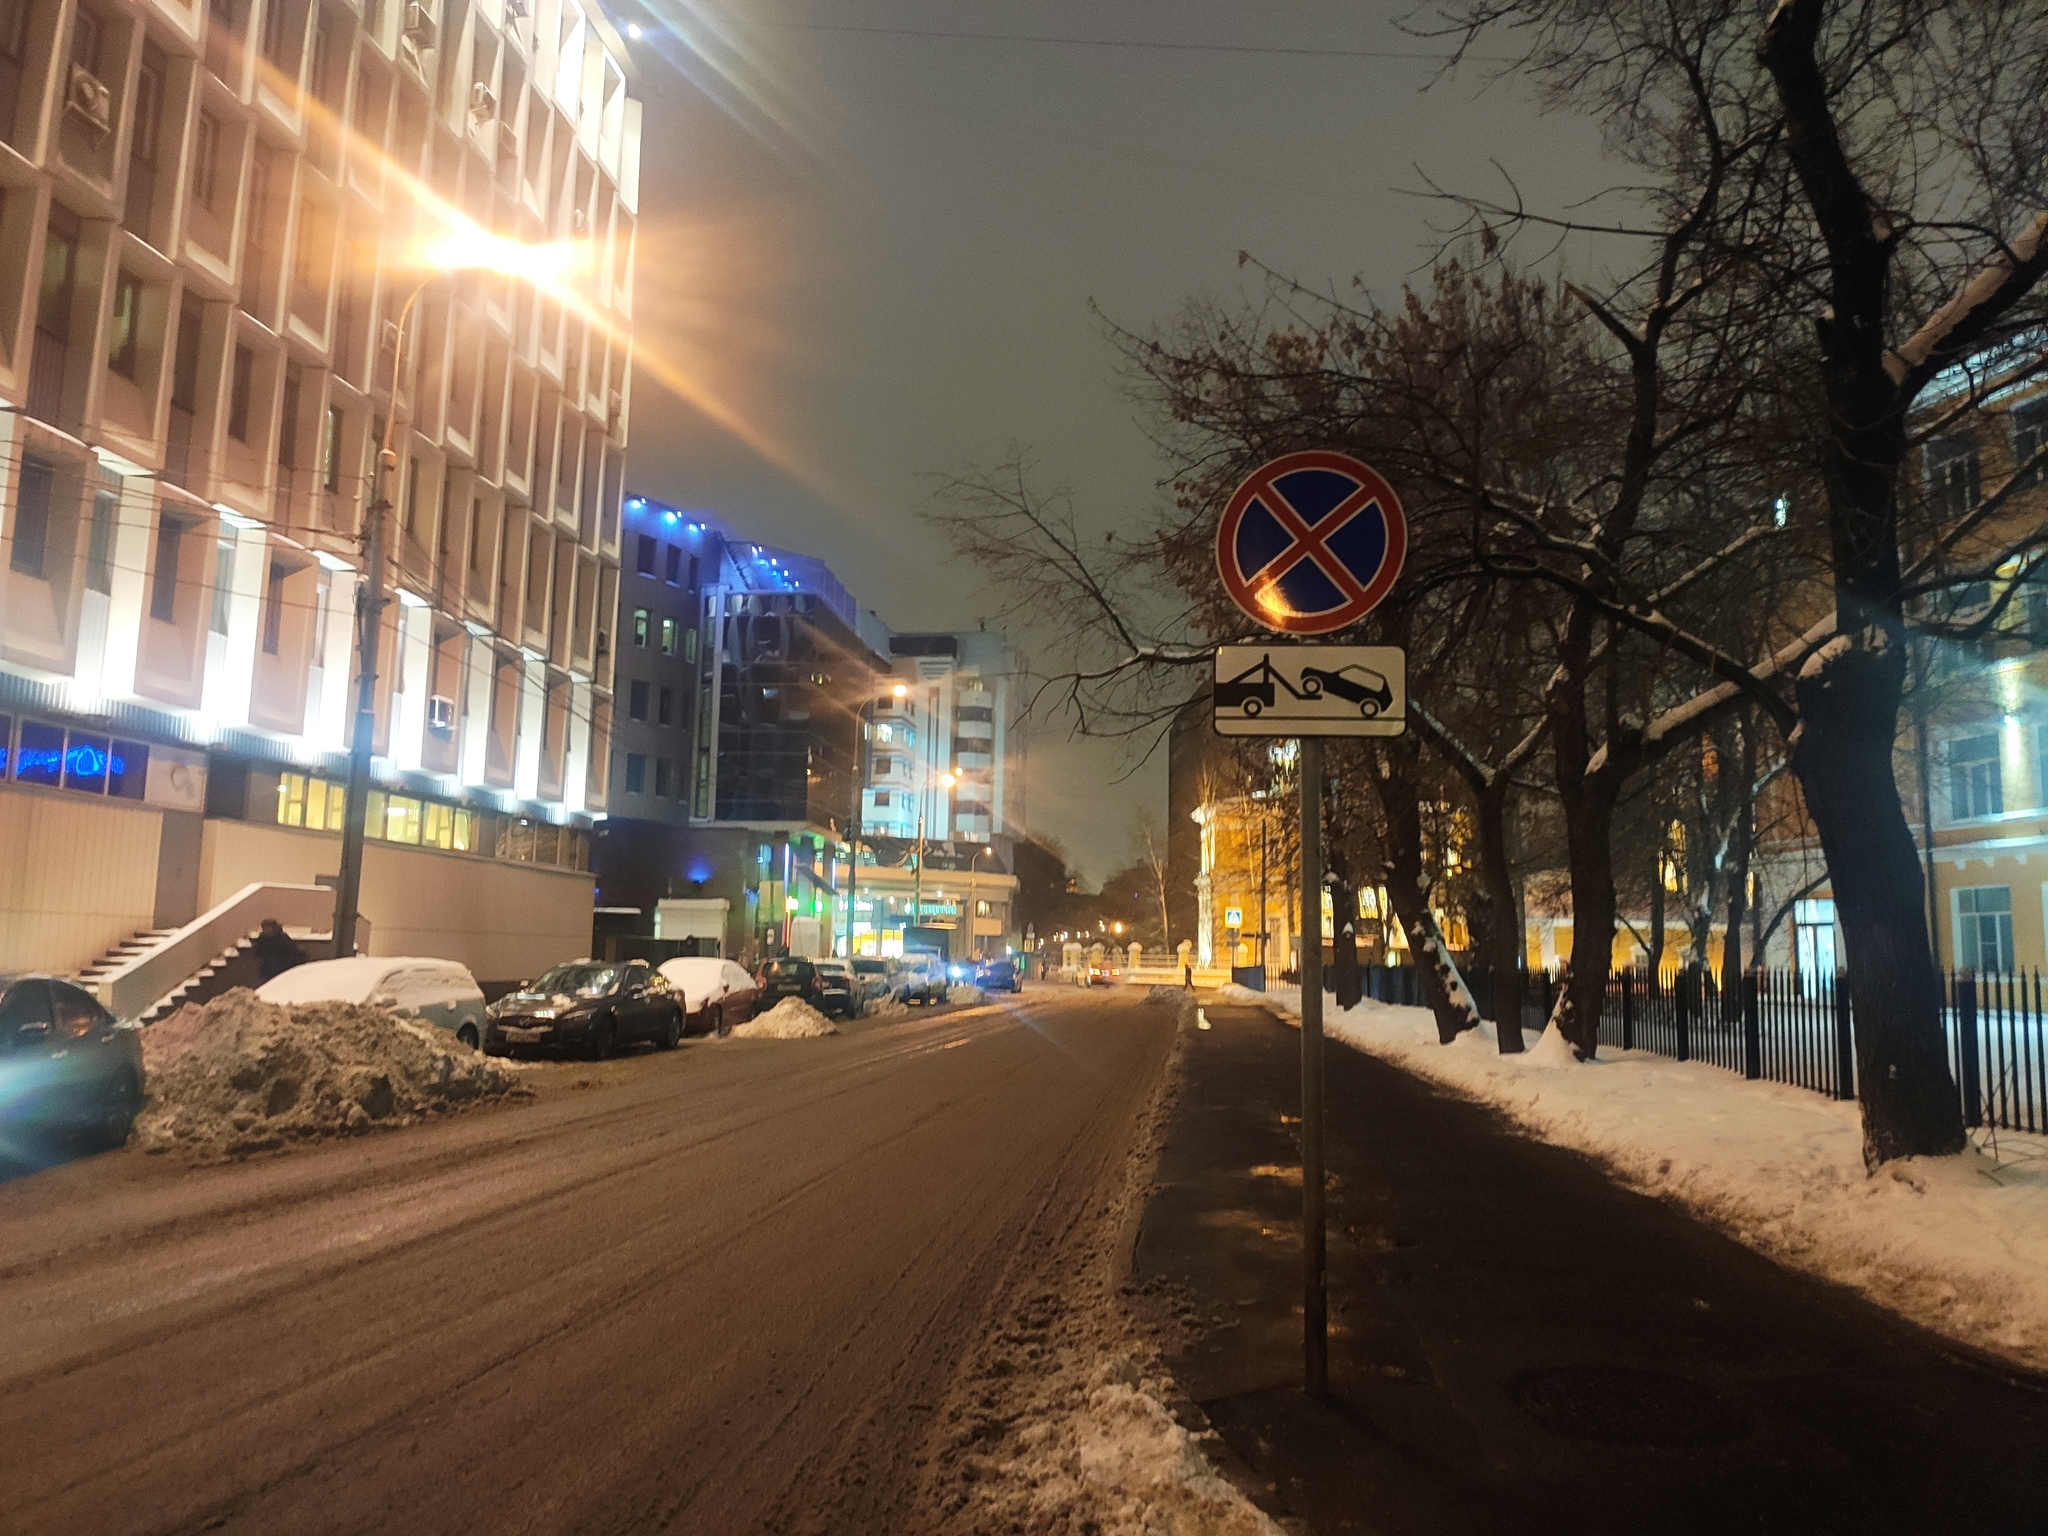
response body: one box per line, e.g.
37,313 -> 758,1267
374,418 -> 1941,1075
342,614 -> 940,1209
1215,450 -> 1406,635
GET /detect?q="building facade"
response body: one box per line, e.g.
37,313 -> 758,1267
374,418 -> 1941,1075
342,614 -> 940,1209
864,630 -> 1024,847
0,0 -> 639,985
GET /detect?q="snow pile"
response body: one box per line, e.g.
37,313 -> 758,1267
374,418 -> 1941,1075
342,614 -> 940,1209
948,983 -> 986,1006
136,988 -> 526,1158
729,997 -> 839,1039
862,996 -> 912,1020
1145,984 -> 1191,1005
1232,984 -> 2048,1372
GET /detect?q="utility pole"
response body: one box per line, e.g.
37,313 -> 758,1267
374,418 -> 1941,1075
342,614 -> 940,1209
332,274 -> 438,958
1299,736 -> 1327,1400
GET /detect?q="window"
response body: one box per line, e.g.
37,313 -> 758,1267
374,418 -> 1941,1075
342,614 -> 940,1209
191,112 -> 222,209
683,628 -> 697,662
402,455 -> 419,532
624,752 -> 646,794
628,679 -> 648,721
873,790 -> 890,808
9,454 -> 53,578
632,607 -> 648,647
320,404 -> 342,492
13,721 -> 62,784
107,270 -> 141,378
2012,399 -> 2048,492
371,792 -> 422,844
259,0 -> 290,62
665,544 -> 680,584
1949,733 -> 2003,820
1957,887 -> 2015,975
228,344 -> 254,440
657,686 -> 673,726
278,364 -> 299,468
659,617 -> 677,655
636,533 -> 656,575
873,754 -> 892,775
150,513 -> 184,621
654,757 -> 671,797
211,535 -> 236,635
262,559 -> 288,653
86,483 -> 116,594
1927,435 -> 1981,520
422,801 -> 457,849
64,733 -> 109,793
70,5 -> 101,72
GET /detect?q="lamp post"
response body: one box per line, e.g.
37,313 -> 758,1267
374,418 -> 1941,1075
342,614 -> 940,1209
331,233 -> 589,957
964,842 -> 994,962
911,770 -> 955,951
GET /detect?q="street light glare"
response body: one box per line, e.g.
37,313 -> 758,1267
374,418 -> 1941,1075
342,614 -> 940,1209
417,231 -> 591,283
892,684 -> 908,697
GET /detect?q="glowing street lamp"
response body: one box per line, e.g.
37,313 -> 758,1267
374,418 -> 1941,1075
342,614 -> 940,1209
332,234 -> 590,957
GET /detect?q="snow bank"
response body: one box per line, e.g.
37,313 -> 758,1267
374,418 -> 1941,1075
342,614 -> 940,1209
1232,984 -> 2048,1373
948,983 -> 986,1006
729,997 -> 839,1039
136,989 -> 526,1158
955,1351 -> 1281,1536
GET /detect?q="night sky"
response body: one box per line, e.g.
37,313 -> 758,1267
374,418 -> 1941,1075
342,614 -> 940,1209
617,1 -> 1609,881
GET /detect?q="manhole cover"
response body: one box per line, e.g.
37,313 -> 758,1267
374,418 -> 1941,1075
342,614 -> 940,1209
1507,1365 -> 1752,1447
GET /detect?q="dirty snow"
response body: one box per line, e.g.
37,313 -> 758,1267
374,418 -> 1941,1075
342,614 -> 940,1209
729,997 -> 839,1039
1222,983 -> 2048,1373
136,988 -> 526,1158
918,1020 -> 1281,1536
948,983 -> 986,1006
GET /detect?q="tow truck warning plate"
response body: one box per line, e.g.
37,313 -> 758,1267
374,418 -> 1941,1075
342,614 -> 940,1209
1211,644 -> 1407,738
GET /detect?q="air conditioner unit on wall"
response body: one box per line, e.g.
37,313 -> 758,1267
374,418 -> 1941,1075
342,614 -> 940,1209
402,2 -> 436,49
66,65 -> 112,142
470,82 -> 497,124
428,694 -> 456,731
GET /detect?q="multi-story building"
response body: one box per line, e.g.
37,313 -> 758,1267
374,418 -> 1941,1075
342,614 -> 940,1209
863,630 -> 1024,844
0,0 -> 639,987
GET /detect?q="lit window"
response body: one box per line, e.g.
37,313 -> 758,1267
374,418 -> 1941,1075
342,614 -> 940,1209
660,617 -> 677,655
1957,887 -> 2014,974
632,608 -> 649,647
1949,733 -> 2003,820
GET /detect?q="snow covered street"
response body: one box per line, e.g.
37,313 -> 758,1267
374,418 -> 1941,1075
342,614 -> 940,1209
1222,983 -> 2048,1373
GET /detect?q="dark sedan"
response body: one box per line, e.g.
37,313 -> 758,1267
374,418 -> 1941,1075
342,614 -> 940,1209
757,957 -> 834,1012
974,957 -> 1022,993
484,960 -> 681,1058
0,975 -> 145,1150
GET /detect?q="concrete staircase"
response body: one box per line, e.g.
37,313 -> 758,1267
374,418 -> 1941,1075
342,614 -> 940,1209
76,884 -> 368,1024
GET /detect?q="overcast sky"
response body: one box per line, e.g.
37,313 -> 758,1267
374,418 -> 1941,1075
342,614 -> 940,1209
617,0 -> 1610,882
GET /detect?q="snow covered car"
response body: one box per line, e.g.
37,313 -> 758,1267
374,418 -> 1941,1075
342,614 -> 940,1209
808,958 -> 862,1018
0,975 -> 145,1149
656,957 -> 761,1037
256,956 -> 490,1048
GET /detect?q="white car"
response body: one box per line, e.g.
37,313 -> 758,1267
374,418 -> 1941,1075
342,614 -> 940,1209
656,957 -> 762,1036
255,956 -> 490,1048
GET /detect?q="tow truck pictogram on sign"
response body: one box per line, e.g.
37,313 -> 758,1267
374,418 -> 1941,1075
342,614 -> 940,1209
1214,450 -> 1407,635
1212,645 -> 1407,738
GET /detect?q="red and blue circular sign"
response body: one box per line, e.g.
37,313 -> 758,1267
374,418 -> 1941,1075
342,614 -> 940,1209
1215,450 -> 1407,634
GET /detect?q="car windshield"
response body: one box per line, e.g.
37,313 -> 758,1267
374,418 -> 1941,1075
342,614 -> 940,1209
852,960 -> 888,975
531,963 -> 622,997
765,959 -> 811,978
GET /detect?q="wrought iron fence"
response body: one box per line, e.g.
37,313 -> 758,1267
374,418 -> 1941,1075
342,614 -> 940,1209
1593,966 -> 2048,1135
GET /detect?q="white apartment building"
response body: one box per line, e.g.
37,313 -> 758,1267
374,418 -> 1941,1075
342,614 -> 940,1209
0,0 -> 639,985
864,630 -> 1023,845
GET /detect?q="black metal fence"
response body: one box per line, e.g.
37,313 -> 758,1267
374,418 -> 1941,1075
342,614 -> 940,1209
1593,967 -> 2048,1135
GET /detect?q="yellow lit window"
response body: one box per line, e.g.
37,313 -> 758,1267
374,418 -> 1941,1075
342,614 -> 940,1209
277,772 -> 307,826
422,801 -> 455,849
384,795 -> 423,844
454,808 -> 474,851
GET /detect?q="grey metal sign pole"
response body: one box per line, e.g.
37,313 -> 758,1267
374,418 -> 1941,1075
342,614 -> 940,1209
1298,734 -> 1327,1398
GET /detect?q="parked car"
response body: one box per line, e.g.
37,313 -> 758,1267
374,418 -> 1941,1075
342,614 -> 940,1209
484,959 -> 681,1058
657,957 -> 760,1036
256,956 -> 489,1047
850,957 -> 897,1004
756,956 -> 834,1013
898,955 -> 950,1005
0,975 -> 145,1149
975,956 -> 1022,994
809,958 -> 862,1018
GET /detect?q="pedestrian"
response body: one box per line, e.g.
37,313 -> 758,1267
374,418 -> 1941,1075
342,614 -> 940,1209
251,918 -> 308,981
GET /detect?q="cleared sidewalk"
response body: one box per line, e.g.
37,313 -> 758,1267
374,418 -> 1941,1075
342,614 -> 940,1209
1135,1002 -> 2048,1536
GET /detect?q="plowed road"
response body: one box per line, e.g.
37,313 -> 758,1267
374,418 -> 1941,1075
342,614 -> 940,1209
1,988 -> 1173,1536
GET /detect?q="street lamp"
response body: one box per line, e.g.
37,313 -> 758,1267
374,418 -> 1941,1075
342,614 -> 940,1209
964,842 -> 995,963
331,234 -> 590,957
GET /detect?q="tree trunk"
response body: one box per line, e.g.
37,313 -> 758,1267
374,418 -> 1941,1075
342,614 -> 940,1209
1330,877 -> 1362,1011
1373,751 -> 1482,1043
1720,721 -> 1755,1025
1649,835 -> 1666,983
1792,640 -> 1965,1165
1473,779 -> 1526,1053
1553,777 -> 1620,1057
